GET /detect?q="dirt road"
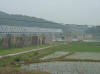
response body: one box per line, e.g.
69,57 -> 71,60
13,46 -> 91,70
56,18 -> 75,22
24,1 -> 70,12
0,45 -> 59,59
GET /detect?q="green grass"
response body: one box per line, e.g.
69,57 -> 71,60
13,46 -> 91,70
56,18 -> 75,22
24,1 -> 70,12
0,45 -> 45,55
0,46 -> 57,67
0,42 -> 64,67
0,42 -> 100,67
54,42 -> 100,52
0,41 -> 65,55
0,42 -> 59,55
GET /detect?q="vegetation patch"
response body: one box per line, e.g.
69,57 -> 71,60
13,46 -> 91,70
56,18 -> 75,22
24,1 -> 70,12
0,67 -> 51,74
0,42 -> 100,69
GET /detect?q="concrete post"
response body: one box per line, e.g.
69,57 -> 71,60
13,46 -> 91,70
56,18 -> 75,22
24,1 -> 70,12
32,35 -> 39,45
23,36 -> 32,46
1,36 -> 11,49
14,37 -> 23,48
66,33 -> 72,42
77,34 -> 84,41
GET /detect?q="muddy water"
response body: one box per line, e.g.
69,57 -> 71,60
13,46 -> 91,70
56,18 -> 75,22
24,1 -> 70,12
41,51 -> 69,60
65,52 -> 100,60
21,62 -> 100,74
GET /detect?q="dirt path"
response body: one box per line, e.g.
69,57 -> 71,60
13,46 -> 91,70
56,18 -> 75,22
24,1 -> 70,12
0,45 -> 59,59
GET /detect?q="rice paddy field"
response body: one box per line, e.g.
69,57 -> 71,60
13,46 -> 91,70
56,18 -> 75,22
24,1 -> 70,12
65,52 -> 100,60
21,42 -> 100,74
21,62 -> 100,74
40,51 -> 70,60
0,42 -> 100,74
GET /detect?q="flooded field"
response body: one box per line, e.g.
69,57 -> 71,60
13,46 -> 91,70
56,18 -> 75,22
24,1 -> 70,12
65,52 -> 100,60
41,51 -> 69,60
22,52 -> 100,74
21,62 -> 100,74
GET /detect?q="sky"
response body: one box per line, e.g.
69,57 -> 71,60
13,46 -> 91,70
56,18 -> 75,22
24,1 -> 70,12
0,0 -> 100,25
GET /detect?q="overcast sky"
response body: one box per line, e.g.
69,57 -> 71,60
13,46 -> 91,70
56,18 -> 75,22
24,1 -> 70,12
0,0 -> 100,25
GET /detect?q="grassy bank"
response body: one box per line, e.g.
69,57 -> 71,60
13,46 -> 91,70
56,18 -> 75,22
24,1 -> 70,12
0,42 -> 100,68
54,42 -> 100,52
0,41 -> 61,55
0,42 -> 64,67
0,67 -> 51,74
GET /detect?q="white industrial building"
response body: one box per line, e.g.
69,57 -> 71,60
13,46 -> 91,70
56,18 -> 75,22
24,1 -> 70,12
0,25 -> 63,41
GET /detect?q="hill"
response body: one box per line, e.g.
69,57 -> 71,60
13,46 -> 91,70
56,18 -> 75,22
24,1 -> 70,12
0,11 -> 90,34
0,11 -> 64,29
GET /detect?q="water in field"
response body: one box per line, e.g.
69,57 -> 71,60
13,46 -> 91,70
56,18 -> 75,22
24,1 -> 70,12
65,52 -> 100,60
41,51 -> 69,60
21,62 -> 100,74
